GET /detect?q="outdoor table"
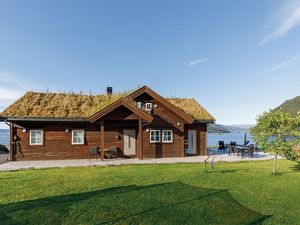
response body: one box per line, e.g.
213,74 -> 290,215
237,146 -> 250,158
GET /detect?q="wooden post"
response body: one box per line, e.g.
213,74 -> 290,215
138,118 -> 143,160
101,121 -> 104,161
9,123 -> 14,161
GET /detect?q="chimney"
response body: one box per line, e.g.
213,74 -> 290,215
106,87 -> 113,96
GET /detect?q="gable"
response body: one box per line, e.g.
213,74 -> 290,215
89,98 -> 153,123
126,86 -> 194,123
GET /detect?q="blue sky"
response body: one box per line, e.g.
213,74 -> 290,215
1,0 -> 300,128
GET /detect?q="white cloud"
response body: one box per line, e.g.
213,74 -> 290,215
261,0 -> 300,44
0,71 -> 54,112
258,55 -> 299,73
188,58 -> 209,67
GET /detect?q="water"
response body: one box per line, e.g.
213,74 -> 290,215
0,129 -> 252,147
0,129 -> 9,145
208,132 -> 253,147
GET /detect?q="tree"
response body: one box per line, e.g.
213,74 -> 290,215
250,111 -> 300,174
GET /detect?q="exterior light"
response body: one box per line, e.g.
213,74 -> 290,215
177,122 -> 181,126
65,128 -> 69,133
22,128 -> 27,133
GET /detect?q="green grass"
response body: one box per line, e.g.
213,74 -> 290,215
0,160 -> 299,225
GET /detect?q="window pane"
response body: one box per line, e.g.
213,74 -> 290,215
162,130 -> 172,142
150,130 -> 160,142
30,130 -> 43,144
72,130 -> 84,144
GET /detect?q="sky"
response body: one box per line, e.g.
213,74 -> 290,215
1,0 -> 300,129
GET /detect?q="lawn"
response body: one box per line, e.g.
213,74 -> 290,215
0,160 -> 299,225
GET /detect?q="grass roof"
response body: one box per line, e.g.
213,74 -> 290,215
1,91 -> 215,122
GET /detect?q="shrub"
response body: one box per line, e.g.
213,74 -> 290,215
0,144 -> 9,153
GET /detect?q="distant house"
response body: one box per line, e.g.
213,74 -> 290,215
0,86 -> 215,161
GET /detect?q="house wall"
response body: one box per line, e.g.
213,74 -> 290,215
142,100 -> 185,158
13,121 -> 100,160
12,120 -> 141,161
10,102 -> 208,161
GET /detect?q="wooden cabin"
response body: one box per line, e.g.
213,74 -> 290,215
0,86 -> 215,161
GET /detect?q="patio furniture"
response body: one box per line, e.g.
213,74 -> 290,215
248,145 -> 255,158
230,141 -> 237,146
228,145 -> 238,155
89,146 -> 100,159
237,145 -> 248,158
218,141 -> 226,151
105,146 -> 118,159
232,145 -> 238,156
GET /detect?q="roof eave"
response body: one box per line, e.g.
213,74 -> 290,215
3,116 -> 90,122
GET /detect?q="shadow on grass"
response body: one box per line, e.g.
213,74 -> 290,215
290,161 -> 300,172
205,169 -> 249,174
0,182 -> 271,225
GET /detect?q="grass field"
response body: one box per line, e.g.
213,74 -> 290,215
0,160 -> 299,225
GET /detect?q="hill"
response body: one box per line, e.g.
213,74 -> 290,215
274,96 -> 300,116
207,124 -> 253,133
207,124 -> 230,133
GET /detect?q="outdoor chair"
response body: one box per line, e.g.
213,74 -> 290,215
228,145 -> 235,155
232,146 -> 238,156
105,146 -> 118,159
89,146 -> 100,160
218,141 -> 226,151
248,145 -> 255,158
230,141 -> 237,146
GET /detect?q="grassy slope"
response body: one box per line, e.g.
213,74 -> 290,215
0,160 -> 299,225
274,96 -> 300,116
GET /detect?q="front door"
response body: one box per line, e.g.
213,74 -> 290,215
187,130 -> 197,154
123,129 -> 136,155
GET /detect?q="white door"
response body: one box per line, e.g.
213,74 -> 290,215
123,129 -> 136,155
187,130 -> 197,154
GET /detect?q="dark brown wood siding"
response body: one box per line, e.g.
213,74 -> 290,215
142,100 -> 185,158
10,96 -> 208,160
12,121 -> 141,161
13,122 -> 100,160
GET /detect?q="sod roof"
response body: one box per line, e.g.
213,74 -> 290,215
0,90 -> 215,122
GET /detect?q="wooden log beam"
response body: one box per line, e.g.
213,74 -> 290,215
9,123 -> 14,161
101,121 -> 104,161
138,118 -> 143,160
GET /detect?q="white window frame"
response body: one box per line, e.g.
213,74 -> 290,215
72,130 -> 85,145
29,130 -> 44,145
162,130 -> 173,143
145,102 -> 153,112
150,130 -> 161,143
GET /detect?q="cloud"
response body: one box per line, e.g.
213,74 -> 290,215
0,71 -> 55,112
261,0 -> 300,44
188,58 -> 209,67
258,55 -> 299,73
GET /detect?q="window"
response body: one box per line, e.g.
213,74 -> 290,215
137,102 -> 143,109
150,130 -> 160,143
162,130 -> 173,143
145,102 -> 153,112
72,130 -> 85,145
30,130 -> 43,145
